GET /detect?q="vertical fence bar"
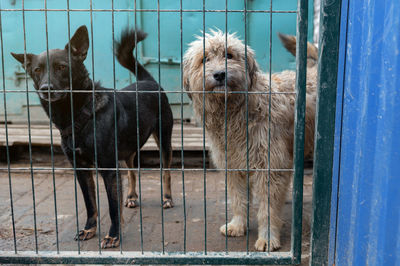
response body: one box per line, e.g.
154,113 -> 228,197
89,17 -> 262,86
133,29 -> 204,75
66,0 -> 81,254
89,0 -> 102,254
157,0 -> 166,254
267,0 -> 273,253
0,4 -> 17,254
22,0 -> 39,253
133,0 -> 144,254
179,0 -> 187,254
291,0 -> 308,263
43,0 -> 60,253
224,0 -> 228,254
202,0 -> 207,254
310,0 -> 341,264
110,0 -> 123,253
244,0 -> 250,255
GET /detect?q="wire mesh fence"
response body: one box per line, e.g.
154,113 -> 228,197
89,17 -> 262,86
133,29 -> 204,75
0,0 -> 311,264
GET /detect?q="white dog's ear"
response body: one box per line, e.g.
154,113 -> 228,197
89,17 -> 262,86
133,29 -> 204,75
182,57 -> 192,100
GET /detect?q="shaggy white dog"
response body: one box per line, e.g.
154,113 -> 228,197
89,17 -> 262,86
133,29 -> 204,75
183,30 -> 318,251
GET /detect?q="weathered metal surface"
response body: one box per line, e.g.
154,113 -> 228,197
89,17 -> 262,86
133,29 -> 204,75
309,0 -> 341,265
331,0 -> 400,265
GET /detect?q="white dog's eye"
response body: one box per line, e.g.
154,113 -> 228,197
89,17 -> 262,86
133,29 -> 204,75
226,53 -> 233,59
203,56 -> 209,63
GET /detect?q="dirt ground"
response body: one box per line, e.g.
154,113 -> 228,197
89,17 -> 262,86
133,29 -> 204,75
0,147 -> 313,265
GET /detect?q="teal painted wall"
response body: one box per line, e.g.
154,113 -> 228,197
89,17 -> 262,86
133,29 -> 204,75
0,0 -> 313,122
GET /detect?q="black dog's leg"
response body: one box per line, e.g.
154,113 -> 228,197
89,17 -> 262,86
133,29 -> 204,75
99,168 -> 123,249
74,169 -> 98,241
152,125 -> 173,209
125,153 -> 139,208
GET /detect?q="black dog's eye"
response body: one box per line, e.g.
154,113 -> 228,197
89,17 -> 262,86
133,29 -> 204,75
57,65 -> 67,71
226,53 -> 233,59
34,67 -> 41,74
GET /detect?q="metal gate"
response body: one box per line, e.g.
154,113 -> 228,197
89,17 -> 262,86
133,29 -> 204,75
0,0 -> 341,264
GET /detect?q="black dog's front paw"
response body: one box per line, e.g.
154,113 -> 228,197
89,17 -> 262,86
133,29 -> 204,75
74,227 -> 97,241
101,235 -> 120,249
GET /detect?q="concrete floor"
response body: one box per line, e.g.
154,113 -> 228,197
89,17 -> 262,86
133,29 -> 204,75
0,148 -> 312,264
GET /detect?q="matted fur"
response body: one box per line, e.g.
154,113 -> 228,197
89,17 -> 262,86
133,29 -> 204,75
183,30 -> 317,251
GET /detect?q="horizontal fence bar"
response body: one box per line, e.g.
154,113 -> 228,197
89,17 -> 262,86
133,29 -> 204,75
0,251 -> 295,265
0,90 -> 296,95
0,167 -> 295,172
0,8 -> 296,13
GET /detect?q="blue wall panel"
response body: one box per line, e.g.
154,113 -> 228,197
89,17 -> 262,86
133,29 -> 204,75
332,0 -> 400,265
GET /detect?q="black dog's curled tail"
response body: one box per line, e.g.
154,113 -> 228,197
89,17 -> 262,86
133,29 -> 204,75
115,28 -> 156,82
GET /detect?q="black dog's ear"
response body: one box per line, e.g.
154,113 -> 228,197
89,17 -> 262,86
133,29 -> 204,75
65,25 -> 89,61
11,52 -> 34,69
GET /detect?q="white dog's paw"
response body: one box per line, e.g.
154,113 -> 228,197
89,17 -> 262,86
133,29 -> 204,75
219,222 -> 245,237
254,237 -> 281,251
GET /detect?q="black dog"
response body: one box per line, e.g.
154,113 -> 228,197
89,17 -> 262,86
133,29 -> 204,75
11,26 -> 174,248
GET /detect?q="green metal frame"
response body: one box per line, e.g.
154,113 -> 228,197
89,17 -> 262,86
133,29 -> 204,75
0,0 -> 333,264
0,251 -> 290,265
309,0 -> 342,265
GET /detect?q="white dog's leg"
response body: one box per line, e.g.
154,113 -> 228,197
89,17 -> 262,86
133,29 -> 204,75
220,172 -> 248,237
254,172 -> 290,251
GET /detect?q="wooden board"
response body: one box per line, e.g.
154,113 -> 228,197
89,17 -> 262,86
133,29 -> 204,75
0,123 -> 209,151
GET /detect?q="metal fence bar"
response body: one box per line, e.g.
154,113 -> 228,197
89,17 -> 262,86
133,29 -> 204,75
179,0 -> 187,254
0,4 -> 17,254
110,0 -> 123,254
224,0 -> 229,254
202,0 -> 207,254
157,0 -> 166,254
0,89 -> 298,95
291,0 -> 308,263
0,251 -> 295,265
66,0 -> 81,254
243,0 -> 251,254
133,0 -> 145,254
0,167 -> 295,172
267,0 -> 273,253
89,0 -> 102,253
43,0 -> 60,253
310,0 -> 342,264
22,0 -> 39,253
0,9 -> 296,13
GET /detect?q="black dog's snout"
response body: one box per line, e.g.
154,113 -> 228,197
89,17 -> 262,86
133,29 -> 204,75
213,71 -> 226,82
39,83 -> 53,91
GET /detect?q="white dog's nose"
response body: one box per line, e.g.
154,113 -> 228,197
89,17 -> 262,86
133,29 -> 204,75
213,71 -> 226,82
